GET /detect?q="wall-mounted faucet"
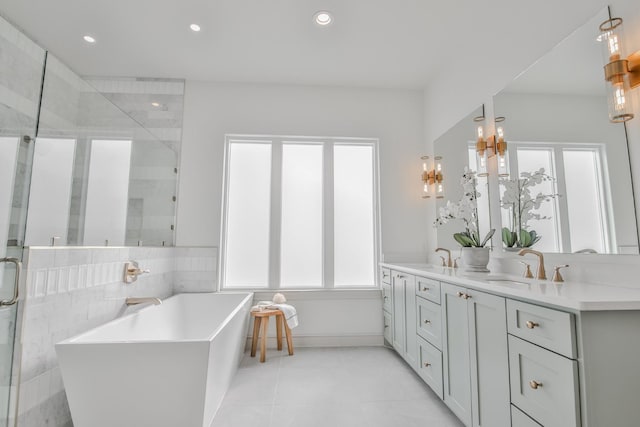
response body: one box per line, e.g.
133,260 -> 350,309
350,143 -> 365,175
435,248 -> 452,268
518,249 -> 546,280
123,261 -> 151,284
125,297 -> 162,306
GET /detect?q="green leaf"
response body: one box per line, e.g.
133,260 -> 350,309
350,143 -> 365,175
501,227 -> 517,247
453,233 -> 475,247
480,229 -> 496,247
519,229 -> 532,247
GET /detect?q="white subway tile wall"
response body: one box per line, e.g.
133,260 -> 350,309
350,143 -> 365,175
12,245 -> 217,427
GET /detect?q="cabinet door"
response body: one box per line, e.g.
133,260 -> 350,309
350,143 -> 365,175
403,274 -> 417,369
442,283 -> 472,426
509,335 -> 580,427
383,310 -> 392,344
467,290 -> 510,427
416,297 -> 442,349
417,336 -> 443,399
391,271 -> 405,353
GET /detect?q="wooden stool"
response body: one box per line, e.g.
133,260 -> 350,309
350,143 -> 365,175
250,309 -> 294,362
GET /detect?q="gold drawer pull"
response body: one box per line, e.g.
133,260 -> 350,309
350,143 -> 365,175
529,380 -> 543,389
526,321 -> 540,329
457,291 -> 464,298
462,293 -> 471,300
424,319 -> 431,324
424,362 -> 431,367
397,274 -> 405,279
422,287 -> 429,291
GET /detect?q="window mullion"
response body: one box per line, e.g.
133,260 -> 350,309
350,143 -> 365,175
323,141 -> 334,289
269,140 -> 283,289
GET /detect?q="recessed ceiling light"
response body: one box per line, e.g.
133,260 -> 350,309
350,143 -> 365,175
190,24 -> 201,32
313,11 -> 333,26
151,102 -> 161,107
83,35 -> 96,43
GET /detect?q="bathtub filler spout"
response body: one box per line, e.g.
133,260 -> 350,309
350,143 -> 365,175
123,261 -> 151,284
125,297 -> 162,306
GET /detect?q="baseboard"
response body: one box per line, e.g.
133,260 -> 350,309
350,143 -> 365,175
244,334 -> 383,350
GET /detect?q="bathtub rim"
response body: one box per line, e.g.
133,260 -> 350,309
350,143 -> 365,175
56,291 -> 254,346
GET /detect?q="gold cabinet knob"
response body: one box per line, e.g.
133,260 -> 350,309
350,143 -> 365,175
422,287 -> 429,291
424,362 -> 431,367
462,293 -> 471,300
457,291 -> 464,298
526,321 -> 540,329
424,319 -> 431,324
529,380 -> 543,389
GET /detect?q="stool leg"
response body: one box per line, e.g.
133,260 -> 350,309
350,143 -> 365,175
250,317 -> 261,357
260,315 -> 269,363
276,313 -> 283,351
284,321 -> 294,356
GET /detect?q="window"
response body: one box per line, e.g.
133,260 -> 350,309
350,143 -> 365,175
221,135 -> 379,290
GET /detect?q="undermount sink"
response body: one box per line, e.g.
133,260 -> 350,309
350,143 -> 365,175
484,278 -> 530,286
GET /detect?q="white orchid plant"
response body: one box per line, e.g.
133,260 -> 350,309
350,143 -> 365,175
499,168 -> 559,248
434,168 -> 495,248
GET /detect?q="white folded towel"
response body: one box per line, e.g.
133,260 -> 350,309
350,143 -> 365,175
250,301 -> 299,329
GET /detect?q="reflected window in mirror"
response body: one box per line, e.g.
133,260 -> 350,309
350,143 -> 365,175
500,143 -> 613,253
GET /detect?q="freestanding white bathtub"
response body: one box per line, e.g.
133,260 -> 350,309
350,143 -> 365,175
56,292 -> 253,427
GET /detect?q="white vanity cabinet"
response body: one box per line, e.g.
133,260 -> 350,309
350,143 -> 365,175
442,282 -> 510,427
379,262 -> 640,427
391,270 -> 417,369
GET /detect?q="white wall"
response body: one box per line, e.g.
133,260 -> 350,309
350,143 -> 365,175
176,82 -> 428,261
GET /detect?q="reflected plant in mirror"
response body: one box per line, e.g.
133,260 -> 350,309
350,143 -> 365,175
500,168 -> 559,250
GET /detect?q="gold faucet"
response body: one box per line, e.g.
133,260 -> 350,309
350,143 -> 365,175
518,249 -> 546,280
125,297 -> 162,306
435,248 -> 452,268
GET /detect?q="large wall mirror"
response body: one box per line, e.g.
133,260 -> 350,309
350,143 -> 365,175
492,7 -> 639,255
434,106 -> 492,251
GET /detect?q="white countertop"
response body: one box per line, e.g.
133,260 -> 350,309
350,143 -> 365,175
380,262 -> 640,312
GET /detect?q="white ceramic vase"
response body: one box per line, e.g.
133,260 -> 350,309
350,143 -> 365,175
461,247 -> 490,272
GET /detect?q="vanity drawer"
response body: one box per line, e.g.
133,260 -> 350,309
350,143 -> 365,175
383,310 -> 392,344
417,335 -> 443,399
511,405 -> 542,427
508,335 -> 580,427
507,299 -> 577,358
381,282 -> 392,312
381,267 -> 391,284
416,276 -> 440,304
416,297 -> 442,349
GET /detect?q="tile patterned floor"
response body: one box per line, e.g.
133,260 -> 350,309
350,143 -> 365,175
211,346 -> 464,427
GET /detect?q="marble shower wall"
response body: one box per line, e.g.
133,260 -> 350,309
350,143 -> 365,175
13,245 -> 218,427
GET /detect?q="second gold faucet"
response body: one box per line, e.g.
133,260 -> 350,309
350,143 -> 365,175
435,248 -> 453,268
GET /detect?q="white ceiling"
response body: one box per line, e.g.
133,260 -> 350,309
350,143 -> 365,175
0,0 -> 611,89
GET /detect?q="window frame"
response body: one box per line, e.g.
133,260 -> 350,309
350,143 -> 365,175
219,134 -> 381,291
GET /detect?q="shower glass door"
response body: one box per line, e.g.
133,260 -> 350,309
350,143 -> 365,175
0,15 -> 46,426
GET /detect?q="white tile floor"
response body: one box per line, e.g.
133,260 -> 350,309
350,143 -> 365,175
211,346 -> 464,427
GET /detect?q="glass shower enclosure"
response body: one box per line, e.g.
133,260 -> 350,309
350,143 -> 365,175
0,15 -> 46,426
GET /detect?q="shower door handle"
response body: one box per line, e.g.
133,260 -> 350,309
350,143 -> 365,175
0,258 -> 21,306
